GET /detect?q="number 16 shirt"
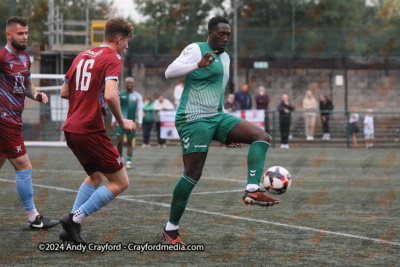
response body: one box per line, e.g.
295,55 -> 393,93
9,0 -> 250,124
62,45 -> 122,134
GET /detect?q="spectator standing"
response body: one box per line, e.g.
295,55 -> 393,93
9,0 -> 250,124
319,95 -> 334,140
142,96 -> 154,148
349,107 -> 360,148
224,94 -> 240,112
235,83 -> 252,110
277,94 -> 295,149
173,78 -> 185,107
303,90 -> 318,141
153,94 -> 175,148
363,109 -> 374,148
255,86 -> 270,133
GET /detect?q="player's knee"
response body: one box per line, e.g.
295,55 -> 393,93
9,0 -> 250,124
120,178 -> 129,192
251,131 -> 271,144
185,170 -> 202,181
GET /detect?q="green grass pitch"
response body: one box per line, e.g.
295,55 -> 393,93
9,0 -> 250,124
0,145 -> 399,266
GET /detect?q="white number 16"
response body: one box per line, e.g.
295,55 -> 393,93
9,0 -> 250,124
75,59 -> 94,91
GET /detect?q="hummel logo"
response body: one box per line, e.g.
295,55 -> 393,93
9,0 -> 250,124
116,157 -> 123,165
31,222 -> 43,228
16,145 -> 22,152
250,170 -> 256,177
183,137 -> 189,143
10,63 -> 13,69
184,143 -> 190,149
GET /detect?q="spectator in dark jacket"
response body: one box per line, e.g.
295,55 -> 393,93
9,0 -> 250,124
234,83 -> 252,110
224,94 -> 240,112
255,86 -> 270,110
255,86 -> 270,132
319,95 -> 334,140
277,94 -> 295,149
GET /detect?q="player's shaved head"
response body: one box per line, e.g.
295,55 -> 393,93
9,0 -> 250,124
6,16 -> 28,30
6,16 -> 29,52
125,77 -> 134,83
125,77 -> 134,92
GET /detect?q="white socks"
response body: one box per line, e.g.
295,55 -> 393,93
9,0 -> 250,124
27,209 -> 39,223
165,221 -> 179,231
72,208 -> 85,224
246,184 -> 260,192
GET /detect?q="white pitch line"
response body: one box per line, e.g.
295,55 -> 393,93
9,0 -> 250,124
1,178 -> 399,246
121,189 -> 244,198
10,169 -> 247,183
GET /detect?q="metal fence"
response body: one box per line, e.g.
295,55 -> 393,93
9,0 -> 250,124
21,101 -> 400,149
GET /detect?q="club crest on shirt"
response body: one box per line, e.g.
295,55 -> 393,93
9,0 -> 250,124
13,72 -> 26,94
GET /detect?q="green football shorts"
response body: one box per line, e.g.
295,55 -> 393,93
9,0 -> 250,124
116,125 -> 136,139
176,113 -> 243,155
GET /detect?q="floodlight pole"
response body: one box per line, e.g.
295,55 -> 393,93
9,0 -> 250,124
48,0 -> 54,51
12,0 -> 16,16
291,0 -> 296,57
85,0 -> 89,45
233,0 -> 239,93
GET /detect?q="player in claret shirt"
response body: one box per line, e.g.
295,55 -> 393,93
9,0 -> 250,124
0,16 -> 59,229
59,17 -> 135,244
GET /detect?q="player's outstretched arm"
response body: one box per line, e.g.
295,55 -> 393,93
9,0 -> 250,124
25,79 -> 48,103
165,44 -> 203,79
60,82 -> 69,99
105,79 -> 135,133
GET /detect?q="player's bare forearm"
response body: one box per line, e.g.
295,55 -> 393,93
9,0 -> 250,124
24,79 -> 37,100
25,80 -> 48,103
60,82 -> 69,99
105,80 -> 124,126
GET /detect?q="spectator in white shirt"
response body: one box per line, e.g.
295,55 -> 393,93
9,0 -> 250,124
173,78 -> 185,107
153,94 -> 175,147
363,109 -> 374,148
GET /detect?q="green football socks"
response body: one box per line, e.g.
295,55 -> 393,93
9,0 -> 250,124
247,140 -> 270,186
168,174 -> 197,225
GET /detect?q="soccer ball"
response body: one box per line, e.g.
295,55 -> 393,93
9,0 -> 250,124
262,166 -> 291,195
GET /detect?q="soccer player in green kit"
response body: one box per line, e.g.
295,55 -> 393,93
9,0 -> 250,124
111,77 -> 143,169
162,16 -> 280,245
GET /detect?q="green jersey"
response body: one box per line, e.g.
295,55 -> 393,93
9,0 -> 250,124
143,102 -> 154,122
174,42 -> 230,123
119,91 -> 143,123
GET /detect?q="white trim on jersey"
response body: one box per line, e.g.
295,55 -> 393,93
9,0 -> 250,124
165,43 -> 202,79
136,93 -> 143,125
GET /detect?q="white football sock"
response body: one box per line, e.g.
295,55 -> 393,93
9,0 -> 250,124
165,221 -> 179,231
246,184 -> 259,192
27,209 -> 40,223
72,208 -> 86,224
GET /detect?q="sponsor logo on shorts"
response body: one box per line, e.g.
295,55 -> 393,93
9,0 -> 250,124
194,145 -> 207,148
116,156 -> 123,165
16,145 -> 22,153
